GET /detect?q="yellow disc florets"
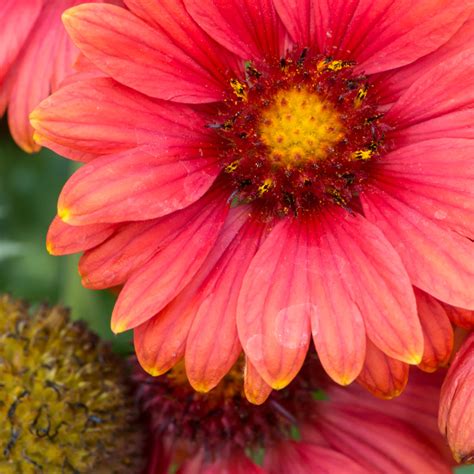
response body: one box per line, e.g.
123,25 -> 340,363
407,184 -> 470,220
259,87 -> 345,166
0,295 -> 143,473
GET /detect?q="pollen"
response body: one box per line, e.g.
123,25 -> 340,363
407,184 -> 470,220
259,88 -> 345,166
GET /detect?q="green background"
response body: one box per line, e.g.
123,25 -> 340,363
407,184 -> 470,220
0,120 -> 472,473
0,120 -> 132,354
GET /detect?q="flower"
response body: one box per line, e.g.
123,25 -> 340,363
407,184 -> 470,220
439,332 -> 474,464
134,355 -> 453,473
0,0 -> 111,152
0,294 -> 143,472
31,0 -> 474,398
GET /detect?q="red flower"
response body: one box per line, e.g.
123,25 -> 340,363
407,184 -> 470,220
0,0 -> 111,152
32,0 -> 474,398
134,357 -> 453,473
439,332 -> 474,464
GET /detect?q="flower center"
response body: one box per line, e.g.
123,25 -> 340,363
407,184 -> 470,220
134,355 -> 326,465
259,88 -> 345,166
214,51 -> 386,218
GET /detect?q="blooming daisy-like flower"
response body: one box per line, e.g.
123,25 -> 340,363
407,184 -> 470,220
32,0 -> 474,397
134,355 -> 453,473
0,0 -> 111,152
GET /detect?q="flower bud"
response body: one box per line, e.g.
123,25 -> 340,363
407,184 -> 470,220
439,332 -> 474,463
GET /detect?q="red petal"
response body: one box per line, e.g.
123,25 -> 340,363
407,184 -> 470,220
265,442 -> 368,474
184,0 -> 284,61
357,339 -> 409,399
6,0 -> 79,152
62,3 -> 231,103
439,333 -> 474,463
134,207 -> 249,375
442,303 -> 474,330
373,139 -> 474,238
274,0 -> 469,74
30,77 -> 213,160
57,145 -> 220,225
111,193 -> 229,331
237,218 -> 312,389
318,208 -> 422,365
79,187 -> 227,289
309,212 -> 367,385
415,289 -> 453,372
375,16 -> 474,105
386,49 -> 474,129
185,217 -> 268,392
0,0 -> 41,83
361,186 -> 474,309
46,216 -> 115,256
244,357 -> 272,405
319,407 -> 451,473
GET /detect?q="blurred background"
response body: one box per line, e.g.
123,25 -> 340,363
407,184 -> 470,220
0,118 -> 473,473
0,119 -> 132,354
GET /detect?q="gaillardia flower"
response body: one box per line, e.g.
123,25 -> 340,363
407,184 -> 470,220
439,332 -> 474,464
0,295 -> 143,472
32,0 -> 474,397
134,355 -> 453,473
0,0 -> 111,152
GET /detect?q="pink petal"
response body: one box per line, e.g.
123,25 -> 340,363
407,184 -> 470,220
244,357 -> 272,405
134,207 -> 249,375
184,0 -> 284,61
111,192 -> 230,332
31,77 -> 213,161
185,217 -> 268,392
415,289 -> 453,372
0,0 -> 41,84
237,218 -> 312,389
361,186 -> 474,309
317,208 -> 422,366
57,145 -> 221,225
46,216 -> 115,256
62,3 -> 232,103
357,339 -> 409,399
372,139 -> 474,238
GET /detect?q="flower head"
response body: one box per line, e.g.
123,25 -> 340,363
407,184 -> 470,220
0,0 -> 112,152
33,0 -> 474,399
0,295 -> 143,472
134,355 -> 452,473
439,332 -> 474,464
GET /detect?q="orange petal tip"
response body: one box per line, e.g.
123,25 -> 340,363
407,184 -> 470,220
142,365 -> 163,377
111,319 -> 129,334
405,351 -> 423,365
58,207 -> 72,223
189,381 -> 213,394
270,378 -> 292,390
46,240 -> 55,255
245,389 -> 271,406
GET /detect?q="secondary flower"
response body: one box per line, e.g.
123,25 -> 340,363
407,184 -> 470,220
439,332 -> 474,464
32,0 -> 474,398
134,355 -> 453,473
0,294 -> 143,472
0,0 -> 110,152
